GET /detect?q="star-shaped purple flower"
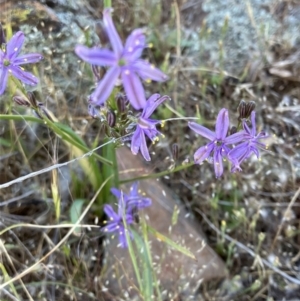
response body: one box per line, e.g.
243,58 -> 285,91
111,182 -> 152,212
131,93 -> 170,161
75,8 -> 168,110
229,111 -> 268,170
102,192 -> 134,248
188,108 -> 245,177
0,31 -> 43,95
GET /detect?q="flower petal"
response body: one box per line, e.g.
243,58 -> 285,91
9,67 -> 38,85
110,187 -> 122,199
131,127 -> 142,155
0,67 -> 8,95
213,149 -> 224,178
124,29 -> 146,61
225,130 -> 245,145
143,94 -> 170,118
90,65 -> 120,105
103,204 -> 119,221
13,53 -> 43,65
134,60 -> 168,82
102,222 -> 119,233
7,31 -> 24,60
194,142 -> 215,164
188,122 -> 215,141
139,130 -> 151,161
215,108 -> 229,140
228,142 -> 249,163
121,69 -> 146,109
75,45 -> 117,66
103,8 -> 123,56
250,111 -> 256,136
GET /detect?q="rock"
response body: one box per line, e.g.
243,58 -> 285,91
101,147 -> 227,300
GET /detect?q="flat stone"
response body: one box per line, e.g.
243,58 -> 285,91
101,147 -> 227,299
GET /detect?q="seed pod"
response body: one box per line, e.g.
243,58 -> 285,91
172,143 -> 179,161
107,110 -> 116,127
13,95 -> 30,107
0,23 -> 6,46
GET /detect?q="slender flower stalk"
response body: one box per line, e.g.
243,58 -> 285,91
0,31 -> 43,95
188,108 -> 245,177
75,8 -> 168,109
130,94 -> 170,161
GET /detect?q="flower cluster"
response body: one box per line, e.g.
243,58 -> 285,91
75,8 -> 168,110
188,108 -> 268,178
102,182 -> 151,248
0,31 -> 43,95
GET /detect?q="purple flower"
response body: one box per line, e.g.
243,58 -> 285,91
229,111 -> 268,170
131,94 -> 170,161
102,192 -> 134,248
111,182 -> 152,212
0,31 -> 43,95
75,8 -> 168,110
188,108 -> 245,177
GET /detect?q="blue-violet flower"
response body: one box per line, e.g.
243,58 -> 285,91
131,93 -> 170,161
0,31 -> 43,95
188,108 -> 245,177
229,111 -> 268,170
75,8 -> 168,110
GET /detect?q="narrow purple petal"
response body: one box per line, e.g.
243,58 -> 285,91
134,60 -> 168,82
110,187 -> 122,199
6,31 -> 24,60
213,149 -> 224,178
250,111 -> 256,136
225,131 -> 245,144
0,68 -> 8,95
229,142 -> 249,163
140,130 -> 151,161
102,222 -> 119,233
103,8 -> 123,56
13,53 -> 43,65
75,45 -> 117,66
121,69 -> 146,109
194,142 -> 215,164
9,67 -> 38,85
124,29 -> 146,61
117,193 -> 127,216
215,108 -> 229,140
103,204 -> 119,220
131,127 -> 142,155
188,122 -> 216,141
90,65 -> 120,105
130,182 -> 139,196
143,94 -> 170,118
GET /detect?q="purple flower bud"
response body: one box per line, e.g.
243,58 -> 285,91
95,21 -> 109,45
107,110 -> 116,127
13,95 -> 30,107
27,92 -> 38,108
116,93 -> 127,113
238,100 -> 256,120
91,65 -> 102,82
230,126 -> 237,135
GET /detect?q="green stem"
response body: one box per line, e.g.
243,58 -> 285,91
104,0 -> 112,8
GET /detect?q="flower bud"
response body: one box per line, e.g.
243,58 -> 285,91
88,103 -> 99,118
230,126 -> 237,135
13,95 -> 30,107
27,92 -> 38,108
116,93 -> 127,113
107,110 -> 116,127
91,65 -> 102,82
238,100 -> 256,120
95,21 -> 109,45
